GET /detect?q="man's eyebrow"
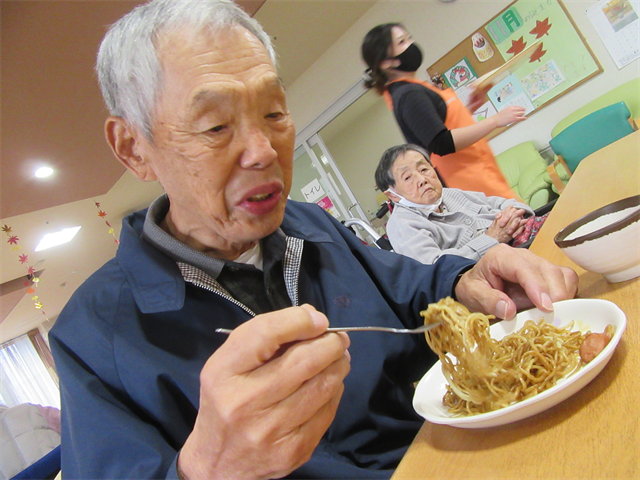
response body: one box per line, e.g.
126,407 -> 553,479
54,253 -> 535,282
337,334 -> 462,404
190,90 -> 223,108
189,76 -> 286,110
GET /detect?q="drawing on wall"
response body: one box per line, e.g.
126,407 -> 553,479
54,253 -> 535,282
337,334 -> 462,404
588,0 -> 639,69
489,0 -> 600,106
488,74 -> 535,114
520,60 -> 565,101
444,58 -> 477,89
603,0 -> 638,31
472,33 -> 494,61
472,101 -> 498,122
427,0 -> 602,135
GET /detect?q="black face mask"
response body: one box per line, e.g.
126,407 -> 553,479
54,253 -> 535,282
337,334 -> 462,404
391,42 -> 423,72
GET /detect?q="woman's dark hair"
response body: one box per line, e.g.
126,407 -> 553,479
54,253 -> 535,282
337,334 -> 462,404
361,23 -> 403,95
375,144 -> 431,192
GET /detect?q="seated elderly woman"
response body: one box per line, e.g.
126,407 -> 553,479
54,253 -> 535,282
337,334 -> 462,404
376,144 -> 539,264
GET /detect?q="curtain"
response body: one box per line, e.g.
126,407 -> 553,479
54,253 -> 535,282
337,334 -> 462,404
28,329 -> 59,387
0,333 -> 60,408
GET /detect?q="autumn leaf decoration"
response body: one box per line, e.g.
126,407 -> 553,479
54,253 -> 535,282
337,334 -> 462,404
1,223 -> 47,314
94,201 -> 120,244
506,37 -> 527,56
530,18 -> 552,39
529,42 -> 547,63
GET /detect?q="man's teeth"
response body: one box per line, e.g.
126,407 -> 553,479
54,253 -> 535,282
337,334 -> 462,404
248,193 -> 272,202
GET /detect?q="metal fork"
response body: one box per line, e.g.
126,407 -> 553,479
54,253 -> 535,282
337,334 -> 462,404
215,322 -> 442,335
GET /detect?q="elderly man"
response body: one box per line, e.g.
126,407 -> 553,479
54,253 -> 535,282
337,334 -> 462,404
377,144 -> 539,264
49,1 -> 577,479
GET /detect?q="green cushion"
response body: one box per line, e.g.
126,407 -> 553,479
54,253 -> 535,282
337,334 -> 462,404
549,102 -> 634,172
495,141 -> 553,207
551,78 -> 639,137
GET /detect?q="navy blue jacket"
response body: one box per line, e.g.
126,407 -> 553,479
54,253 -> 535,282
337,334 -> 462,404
50,201 -> 473,479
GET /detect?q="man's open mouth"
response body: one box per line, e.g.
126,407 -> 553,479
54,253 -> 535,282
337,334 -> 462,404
248,192 -> 274,202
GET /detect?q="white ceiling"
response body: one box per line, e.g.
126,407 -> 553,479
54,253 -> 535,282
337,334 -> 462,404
0,0 -> 376,344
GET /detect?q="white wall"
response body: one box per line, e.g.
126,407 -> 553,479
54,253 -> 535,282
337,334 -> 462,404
322,96 -> 405,216
287,0 -> 639,155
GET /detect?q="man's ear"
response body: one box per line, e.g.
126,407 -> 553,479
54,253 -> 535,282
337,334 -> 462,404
104,116 -> 158,182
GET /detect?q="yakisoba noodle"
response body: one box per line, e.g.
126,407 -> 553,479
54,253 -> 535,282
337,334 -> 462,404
420,298 -> 585,416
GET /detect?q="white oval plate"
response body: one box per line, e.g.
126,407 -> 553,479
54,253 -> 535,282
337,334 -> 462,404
413,299 -> 626,429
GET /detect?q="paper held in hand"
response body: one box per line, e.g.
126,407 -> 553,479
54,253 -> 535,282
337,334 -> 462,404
473,40 -> 543,91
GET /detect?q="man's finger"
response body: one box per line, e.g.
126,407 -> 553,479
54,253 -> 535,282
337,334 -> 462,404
246,331 -> 350,405
214,305 -> 328,374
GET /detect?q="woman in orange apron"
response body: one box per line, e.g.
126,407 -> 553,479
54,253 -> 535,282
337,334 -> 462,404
361,23 -> 526,199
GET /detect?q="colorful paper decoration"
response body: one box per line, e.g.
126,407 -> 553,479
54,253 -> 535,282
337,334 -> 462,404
94,201 -> 120,244
1,223 -> 48,316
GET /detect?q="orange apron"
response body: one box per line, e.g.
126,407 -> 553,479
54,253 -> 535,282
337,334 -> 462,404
384,78 -> 517,199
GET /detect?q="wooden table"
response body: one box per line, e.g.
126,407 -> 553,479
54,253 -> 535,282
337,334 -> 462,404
393,130 -> 640,480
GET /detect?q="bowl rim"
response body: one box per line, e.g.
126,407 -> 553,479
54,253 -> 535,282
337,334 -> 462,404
554,194 -> 640,248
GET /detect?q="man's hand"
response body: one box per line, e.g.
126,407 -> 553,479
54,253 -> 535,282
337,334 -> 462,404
486,207 -> 527,243
179,305 -> 350,480
455,244 -> 578,320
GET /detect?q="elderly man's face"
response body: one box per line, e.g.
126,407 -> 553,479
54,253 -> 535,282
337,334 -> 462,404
132,26 -> 295,259
390,150 -> 442,205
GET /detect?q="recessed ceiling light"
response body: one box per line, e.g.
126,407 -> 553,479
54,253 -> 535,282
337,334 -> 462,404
35,166 -> 54,178
35,226 -> 82,252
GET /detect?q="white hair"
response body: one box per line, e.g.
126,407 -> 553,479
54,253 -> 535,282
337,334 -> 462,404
96,0 -> 276,139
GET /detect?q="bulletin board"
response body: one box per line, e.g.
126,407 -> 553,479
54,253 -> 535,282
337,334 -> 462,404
427,0 -> 603,132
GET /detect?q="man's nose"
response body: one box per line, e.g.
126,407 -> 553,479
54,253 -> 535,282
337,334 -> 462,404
239,124 -> 278,169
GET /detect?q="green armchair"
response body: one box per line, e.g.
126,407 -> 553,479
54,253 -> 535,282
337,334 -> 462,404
547,101 -> 637,193
495,141 -> 555,210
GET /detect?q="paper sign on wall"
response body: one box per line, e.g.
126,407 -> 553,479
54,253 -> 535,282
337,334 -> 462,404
301,179 -> 325,203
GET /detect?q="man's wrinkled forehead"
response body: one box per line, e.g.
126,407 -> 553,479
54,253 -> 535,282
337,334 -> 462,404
156,23 -> 273,70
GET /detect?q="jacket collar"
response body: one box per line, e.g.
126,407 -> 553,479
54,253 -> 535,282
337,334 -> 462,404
115,199 -> 332,314
116,208 -> 186,314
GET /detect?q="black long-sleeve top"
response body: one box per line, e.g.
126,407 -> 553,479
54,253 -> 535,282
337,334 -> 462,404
387,81 -> 456,156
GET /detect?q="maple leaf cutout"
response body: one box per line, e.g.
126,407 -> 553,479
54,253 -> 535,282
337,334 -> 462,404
19,254 -> 29,264
95,201 -> 101,208
1,225 -> 12,233
506,37 -> 527,56
98,210 -> 108,218
530,18 -> 552,38
529,43 -> 547,62
8,235 -> 19,245
28,266 -> 36,275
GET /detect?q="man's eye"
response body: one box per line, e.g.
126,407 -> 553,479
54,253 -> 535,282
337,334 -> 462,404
209,125 -> 226,133
266,112 -> 284,120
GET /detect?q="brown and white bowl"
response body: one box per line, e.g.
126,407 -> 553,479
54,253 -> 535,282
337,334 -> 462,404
554,195 -> 640,283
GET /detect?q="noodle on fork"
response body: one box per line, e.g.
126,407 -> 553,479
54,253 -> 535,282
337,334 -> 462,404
420,298 -> 584,416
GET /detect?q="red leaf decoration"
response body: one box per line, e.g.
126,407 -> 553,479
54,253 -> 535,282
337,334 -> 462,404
530,18 -> 552,39
8,235 -> 19,245
19,254 -> 29,264
529,43 -> 547,62
506,37 -> 527,56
